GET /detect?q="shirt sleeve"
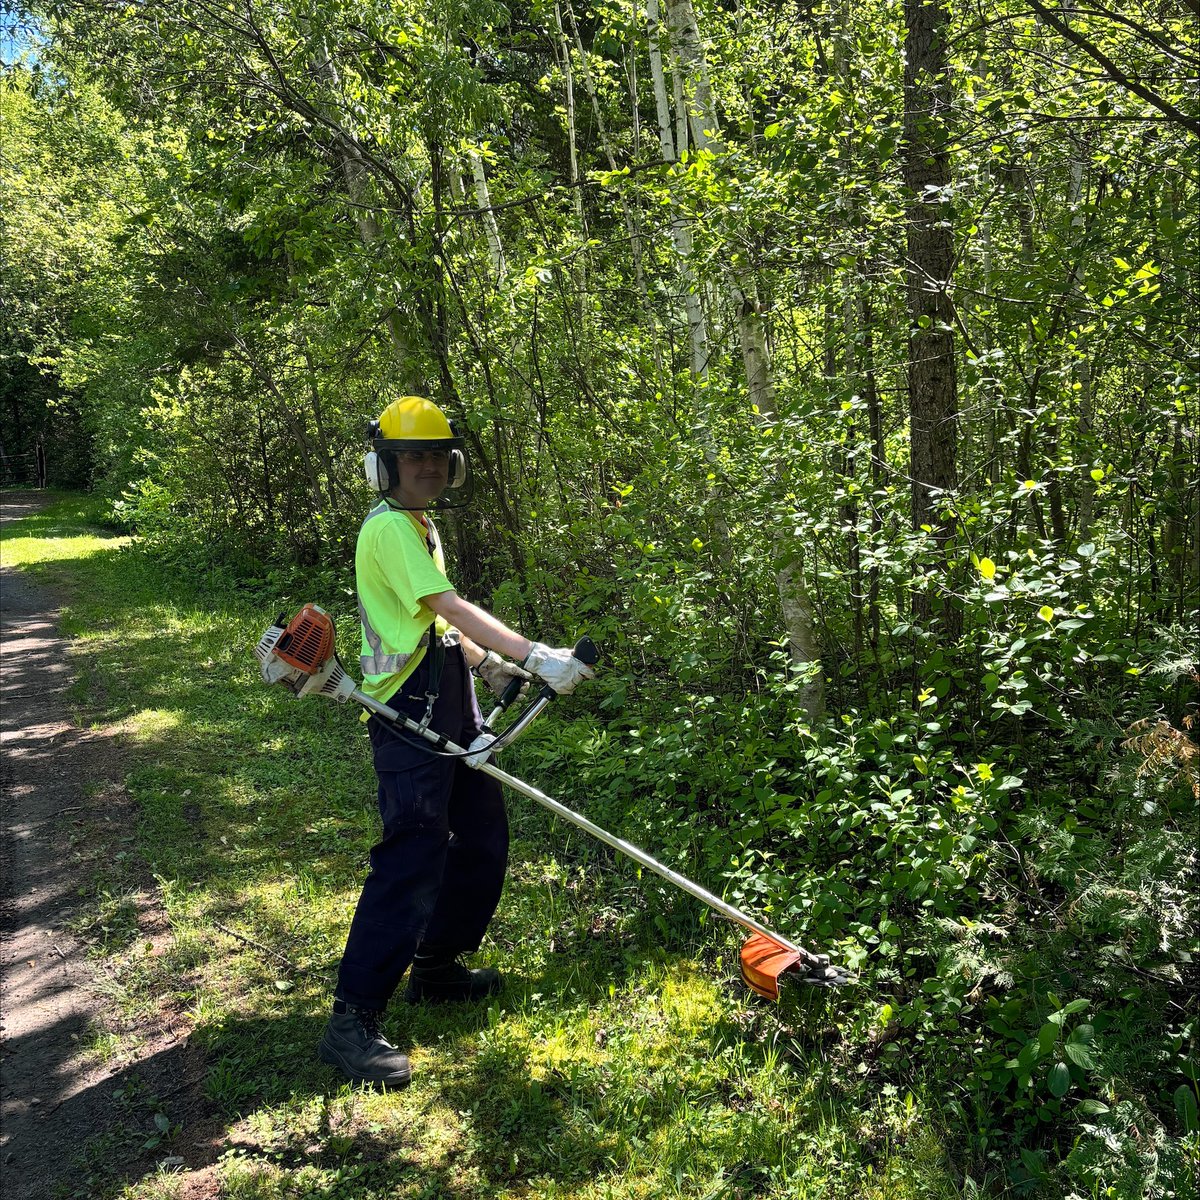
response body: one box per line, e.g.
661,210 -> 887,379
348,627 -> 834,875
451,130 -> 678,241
372,515 -> 454,618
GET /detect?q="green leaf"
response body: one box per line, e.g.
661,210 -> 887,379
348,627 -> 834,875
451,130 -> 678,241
1056,998 -> 1090,1017
1063,1041 -> 1097,1069
1019,1147 -> 1046,1177
978,557 -> 996,580
1175,1084 -> 1199,1133
1113,256 -> 1131,271
1038,605 -> 1054,623
1048,1062 -> 1071,1097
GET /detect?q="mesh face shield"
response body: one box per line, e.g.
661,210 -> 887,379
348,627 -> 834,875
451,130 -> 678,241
387,443 -> 474,510
363,422 -> 474,510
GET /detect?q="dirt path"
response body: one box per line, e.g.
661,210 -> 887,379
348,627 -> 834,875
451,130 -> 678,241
0,492 -> 219,1199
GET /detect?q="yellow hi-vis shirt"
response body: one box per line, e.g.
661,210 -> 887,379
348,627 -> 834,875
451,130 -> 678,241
355,499 -> 454,705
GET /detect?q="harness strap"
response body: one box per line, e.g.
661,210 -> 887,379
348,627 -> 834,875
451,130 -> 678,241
416,626 -> 446,730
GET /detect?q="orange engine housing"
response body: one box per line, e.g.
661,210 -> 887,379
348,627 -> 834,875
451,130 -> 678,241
274,604 -> 336,674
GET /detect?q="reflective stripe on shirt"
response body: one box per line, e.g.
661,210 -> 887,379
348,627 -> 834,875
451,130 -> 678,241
355,500 -> 451,702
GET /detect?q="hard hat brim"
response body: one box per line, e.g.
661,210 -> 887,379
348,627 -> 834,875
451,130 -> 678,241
372,437 -> 465,453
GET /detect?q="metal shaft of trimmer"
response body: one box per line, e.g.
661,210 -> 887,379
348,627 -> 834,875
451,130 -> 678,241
353,687 -> 826,969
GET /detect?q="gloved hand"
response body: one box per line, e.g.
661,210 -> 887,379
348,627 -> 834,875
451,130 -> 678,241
522,642 -> 596,696
464,732 -> 495,769
474,650 -> 532,699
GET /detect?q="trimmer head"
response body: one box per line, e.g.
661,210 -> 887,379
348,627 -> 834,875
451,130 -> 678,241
739,932 -> 852,998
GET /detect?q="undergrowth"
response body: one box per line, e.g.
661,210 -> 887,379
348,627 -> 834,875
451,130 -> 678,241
2,491 -> 1196,1199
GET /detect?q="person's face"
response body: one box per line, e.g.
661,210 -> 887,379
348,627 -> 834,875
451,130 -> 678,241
393,448 -> 450,508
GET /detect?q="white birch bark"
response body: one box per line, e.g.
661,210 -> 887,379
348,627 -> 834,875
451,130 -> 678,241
647,0 -> 709,379
554,2 -> 585,235
467,149 -> 507,282
666,0 -> 719,153
647,0 -> 675,162
627,6 -> 641,158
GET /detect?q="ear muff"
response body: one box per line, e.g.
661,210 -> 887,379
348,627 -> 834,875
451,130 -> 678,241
448,449 -> 467,489
363,450 -> 390,492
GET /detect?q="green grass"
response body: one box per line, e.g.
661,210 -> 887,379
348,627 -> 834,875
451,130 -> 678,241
4,492 -> 967,1200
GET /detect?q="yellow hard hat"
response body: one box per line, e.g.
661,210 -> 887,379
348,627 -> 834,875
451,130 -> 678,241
374,396 -> 455,446
364,395 -> 472,503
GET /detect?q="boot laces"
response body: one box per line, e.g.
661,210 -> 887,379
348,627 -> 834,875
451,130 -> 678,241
351,1007 -> 384,1041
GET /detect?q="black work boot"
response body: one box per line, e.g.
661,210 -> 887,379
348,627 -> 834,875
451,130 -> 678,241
403,954 -> 503,1004
318,1001 -> 411,1087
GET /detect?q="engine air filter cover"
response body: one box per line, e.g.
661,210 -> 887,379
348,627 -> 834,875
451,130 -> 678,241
274,603 -> 336,674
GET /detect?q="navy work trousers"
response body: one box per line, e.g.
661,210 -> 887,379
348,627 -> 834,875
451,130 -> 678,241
335,644 -> 508,1011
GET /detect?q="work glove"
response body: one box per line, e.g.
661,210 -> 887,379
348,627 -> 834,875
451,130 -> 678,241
522,642 -> 595,696
464,732 -> 495,769
474,650 -> 532,699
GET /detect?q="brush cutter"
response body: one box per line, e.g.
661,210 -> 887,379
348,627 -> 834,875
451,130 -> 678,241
254,604 -> 850,997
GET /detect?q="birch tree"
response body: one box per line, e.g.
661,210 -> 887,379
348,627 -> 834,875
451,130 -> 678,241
646,0 -> 709,380
663,0 -> 825,715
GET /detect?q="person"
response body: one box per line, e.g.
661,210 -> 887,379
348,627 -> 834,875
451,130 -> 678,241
318,395 -> 593,1088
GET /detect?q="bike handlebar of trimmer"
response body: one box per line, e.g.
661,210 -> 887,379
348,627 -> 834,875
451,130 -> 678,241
484,636 -> 601,752
489,636 -> 600,723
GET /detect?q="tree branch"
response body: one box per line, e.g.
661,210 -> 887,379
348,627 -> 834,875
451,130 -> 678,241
1024,0 -> 1200,134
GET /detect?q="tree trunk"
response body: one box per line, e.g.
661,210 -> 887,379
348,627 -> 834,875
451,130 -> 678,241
903,0 -> 960,636
467,149 -> 507,282
553,2 -> 586,236
665,0 -> 719,153
647,0 -> 709,379
860,279 -> 886,652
